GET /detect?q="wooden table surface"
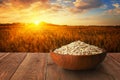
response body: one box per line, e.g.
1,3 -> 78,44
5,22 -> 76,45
0,53 -> 120,80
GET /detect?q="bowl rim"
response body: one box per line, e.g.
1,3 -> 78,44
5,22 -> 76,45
51,49 -> 107,57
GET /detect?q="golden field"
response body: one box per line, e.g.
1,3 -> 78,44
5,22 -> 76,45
0,23 -> 120,52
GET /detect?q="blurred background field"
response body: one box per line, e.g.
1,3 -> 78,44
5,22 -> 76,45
0,23 -> 120,52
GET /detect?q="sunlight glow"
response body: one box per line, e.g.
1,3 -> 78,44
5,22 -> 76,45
34,20 -> 40,25
25,21 -> 47,31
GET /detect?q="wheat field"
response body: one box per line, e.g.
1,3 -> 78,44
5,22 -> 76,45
0,23 -> 120,52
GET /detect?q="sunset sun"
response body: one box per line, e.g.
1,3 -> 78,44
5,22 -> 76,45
34,20 -> 40,25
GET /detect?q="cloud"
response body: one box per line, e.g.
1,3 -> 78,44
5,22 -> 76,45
1,0 -> 119,25
71,0 -> 103,13
106,3 -> 120,15
73,0 -> 103,9
0,0 -> 103,16
112,3 -> 120,8
50,3 -> 63,12
0,0 -> 49,9
107,8 -> 120,15
63,0 -> 72,3
11,0 -> 49,9
0,0 -> 64,23
68,7 -> 84,13
0,0 -> 63,14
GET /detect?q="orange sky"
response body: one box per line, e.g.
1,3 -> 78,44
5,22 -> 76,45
0,0 -> 120,25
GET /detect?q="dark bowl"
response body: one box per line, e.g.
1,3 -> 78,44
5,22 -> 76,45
50,51 -> 106,70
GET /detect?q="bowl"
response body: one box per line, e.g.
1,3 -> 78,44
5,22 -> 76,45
50,51 -> 106,70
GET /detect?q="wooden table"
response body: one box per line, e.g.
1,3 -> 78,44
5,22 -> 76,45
0,53 -> 120,80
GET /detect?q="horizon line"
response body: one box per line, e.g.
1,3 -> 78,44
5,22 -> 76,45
0,22 -> 120,26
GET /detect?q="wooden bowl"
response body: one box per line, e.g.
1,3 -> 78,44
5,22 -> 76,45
50,51 -> 106,70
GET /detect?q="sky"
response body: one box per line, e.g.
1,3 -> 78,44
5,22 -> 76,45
0,0 -> 120,25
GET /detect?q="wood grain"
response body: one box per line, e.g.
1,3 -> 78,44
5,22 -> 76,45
0,53 -> 120,80
46,53 -> 120,80
0,53 -> 27,80
100,54 -> 120,79
46,53 -> 62,80
10,53 -> 47,80
0,53 -> 10,61
109,53 -> 120,63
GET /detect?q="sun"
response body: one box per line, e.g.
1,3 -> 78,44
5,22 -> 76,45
34,20 -> 40,25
